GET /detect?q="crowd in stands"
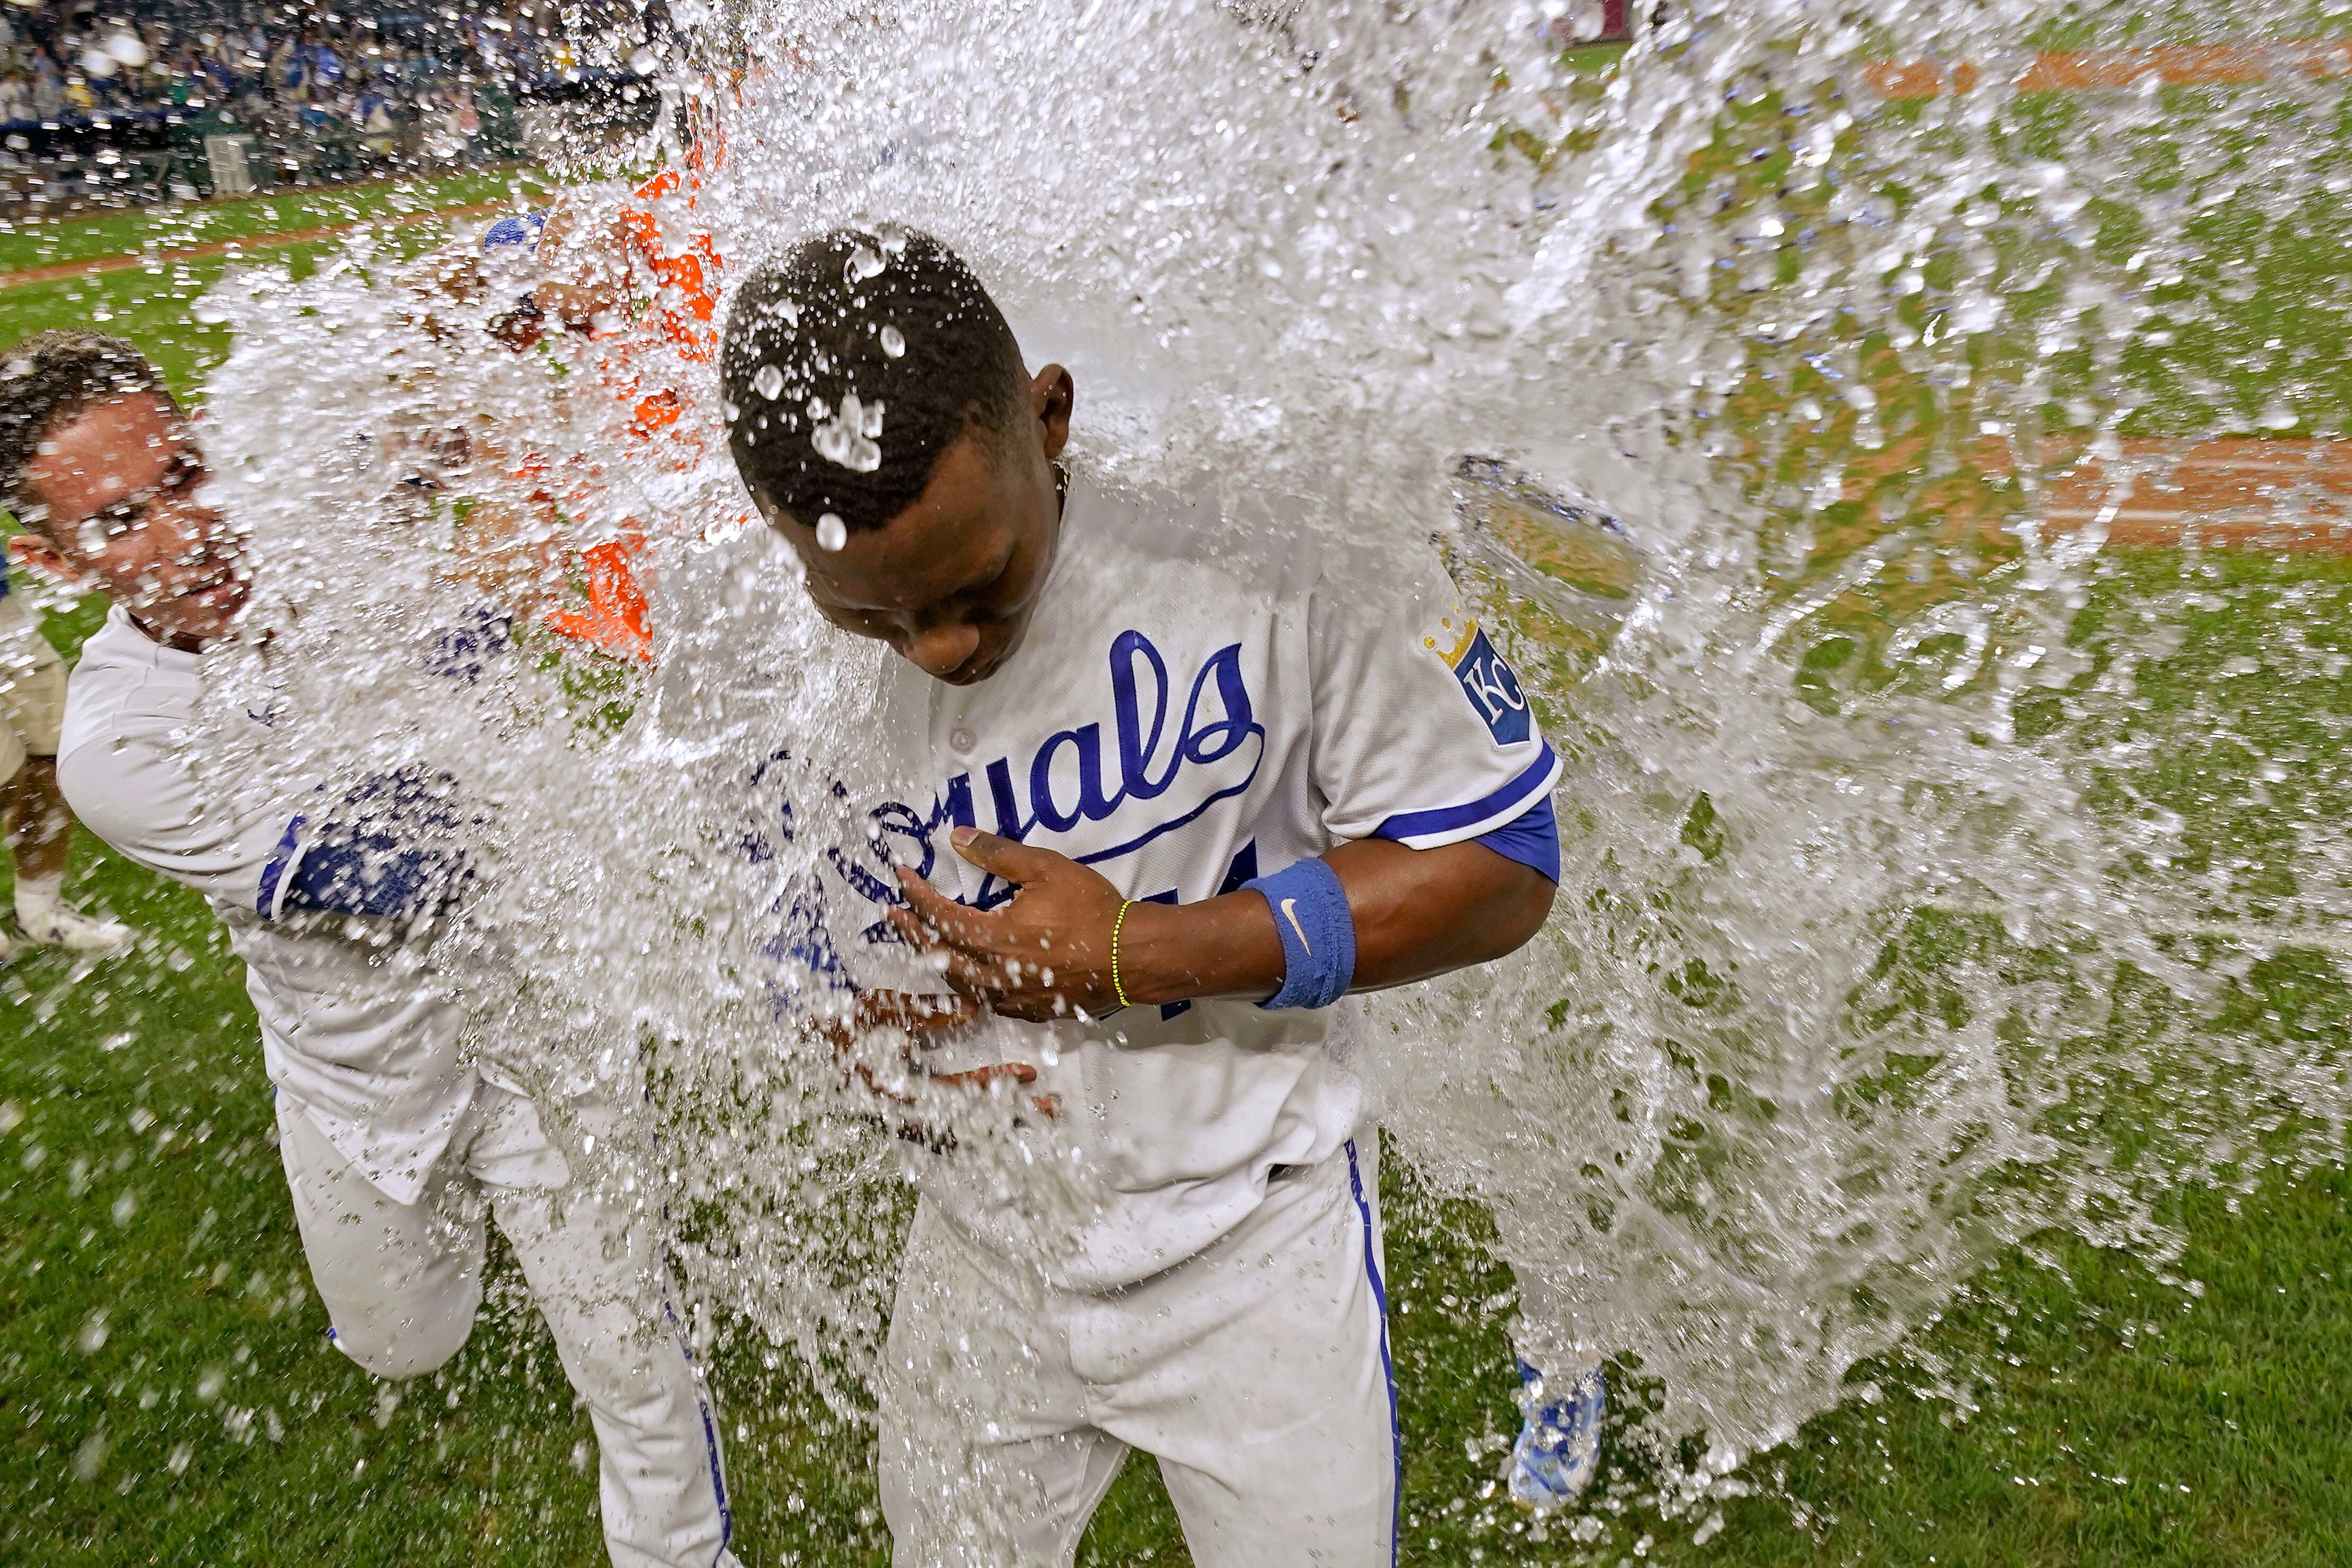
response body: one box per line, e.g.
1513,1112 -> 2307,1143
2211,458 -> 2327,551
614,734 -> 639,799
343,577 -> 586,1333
1,2 -> 650,176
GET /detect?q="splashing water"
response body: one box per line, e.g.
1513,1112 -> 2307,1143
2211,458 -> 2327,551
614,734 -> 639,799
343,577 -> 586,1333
164,0 -> 2352,1533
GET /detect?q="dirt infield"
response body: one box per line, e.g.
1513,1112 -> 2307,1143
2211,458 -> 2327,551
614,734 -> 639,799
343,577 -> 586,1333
2039,439 -> 2352,550
0,200 -> 507,289
1974,439 -> 2352,552
1870,39 -> 2352,99
1830,437 -> 2352,553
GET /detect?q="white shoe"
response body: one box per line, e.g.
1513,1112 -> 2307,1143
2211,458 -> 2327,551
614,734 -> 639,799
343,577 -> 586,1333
1506,1360 -> 1606,1510
15,905 -> 135,954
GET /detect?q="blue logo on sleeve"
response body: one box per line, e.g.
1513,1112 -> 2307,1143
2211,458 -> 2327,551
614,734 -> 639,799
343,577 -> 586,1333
1451,627 -> 1532,745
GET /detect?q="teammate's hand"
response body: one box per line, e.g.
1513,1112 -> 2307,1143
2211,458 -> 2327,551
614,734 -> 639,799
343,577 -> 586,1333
892,827 -> 1127,1022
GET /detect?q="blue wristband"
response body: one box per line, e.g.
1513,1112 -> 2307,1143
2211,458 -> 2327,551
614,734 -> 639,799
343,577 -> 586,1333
1244,856 -> 1357,1010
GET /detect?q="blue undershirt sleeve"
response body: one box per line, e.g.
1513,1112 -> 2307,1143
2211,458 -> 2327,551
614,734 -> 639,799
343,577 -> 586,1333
1469,794 -> 1560,884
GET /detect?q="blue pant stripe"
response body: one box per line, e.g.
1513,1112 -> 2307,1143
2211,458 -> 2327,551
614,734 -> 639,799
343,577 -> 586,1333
651,1093 -> 731,1562
1345,1138 -> 1402,1567
662,1293 -> 734,1561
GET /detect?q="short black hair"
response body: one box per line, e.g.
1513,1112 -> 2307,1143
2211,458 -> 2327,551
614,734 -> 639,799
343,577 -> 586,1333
0,331 -> 176,523
721,227 -> 1030,534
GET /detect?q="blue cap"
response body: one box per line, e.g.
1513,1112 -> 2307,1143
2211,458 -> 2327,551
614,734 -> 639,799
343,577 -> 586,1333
481,208 -> 550,257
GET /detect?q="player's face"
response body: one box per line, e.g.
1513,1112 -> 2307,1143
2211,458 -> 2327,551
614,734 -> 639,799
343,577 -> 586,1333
766,366 -> 1073,687
11,392 -> 249,648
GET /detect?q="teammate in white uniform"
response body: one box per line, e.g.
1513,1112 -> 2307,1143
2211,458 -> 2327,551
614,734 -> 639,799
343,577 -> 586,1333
0,389 -> 132,955
0,331 -> 737,1568
721,231 -> 1565,1566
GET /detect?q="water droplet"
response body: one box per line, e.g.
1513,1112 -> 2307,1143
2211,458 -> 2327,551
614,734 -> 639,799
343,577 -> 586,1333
812,394 -> 884,472
816,514 -> 848,552
753,364 -> 785,402
880,325 -> 906,358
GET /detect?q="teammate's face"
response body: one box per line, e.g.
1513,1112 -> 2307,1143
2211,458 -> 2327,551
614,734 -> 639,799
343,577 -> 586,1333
10,392 -> 248,648
765,366 -> 1073,687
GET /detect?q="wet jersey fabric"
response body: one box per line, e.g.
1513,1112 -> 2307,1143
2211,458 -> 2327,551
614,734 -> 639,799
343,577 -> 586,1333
57,608 -> 492,1205
818,469 -> 1561,1290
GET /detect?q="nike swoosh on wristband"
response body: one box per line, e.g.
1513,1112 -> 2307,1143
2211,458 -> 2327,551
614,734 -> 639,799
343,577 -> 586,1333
1282,898 -> 1312,954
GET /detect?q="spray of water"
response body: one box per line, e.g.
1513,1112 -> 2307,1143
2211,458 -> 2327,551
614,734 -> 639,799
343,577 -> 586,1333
167,0 -> 2352,1532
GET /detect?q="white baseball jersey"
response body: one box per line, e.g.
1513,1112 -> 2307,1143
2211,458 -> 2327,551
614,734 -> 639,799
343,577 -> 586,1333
806,467 -> 1560,1290
58,608 -> 481,1205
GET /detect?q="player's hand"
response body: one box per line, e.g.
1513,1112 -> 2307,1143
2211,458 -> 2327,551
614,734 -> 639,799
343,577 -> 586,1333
890,827 -> 1128,1022
818,989 -> 1058,1138
530,205 -> 637,337
442,493 -> 560,611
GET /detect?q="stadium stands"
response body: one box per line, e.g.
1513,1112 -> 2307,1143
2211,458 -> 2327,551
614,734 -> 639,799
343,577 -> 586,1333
0,1 -> 658,212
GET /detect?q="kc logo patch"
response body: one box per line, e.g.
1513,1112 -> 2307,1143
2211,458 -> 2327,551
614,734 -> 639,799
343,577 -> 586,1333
1429,616 -> 1532,746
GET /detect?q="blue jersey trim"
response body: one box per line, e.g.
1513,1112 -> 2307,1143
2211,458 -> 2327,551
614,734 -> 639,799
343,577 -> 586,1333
1372,742 -> 1560,848
258,770 -> 472,922
256,814 -> 307,918
281,838 -> 462,919
1470,794 -> 1560,883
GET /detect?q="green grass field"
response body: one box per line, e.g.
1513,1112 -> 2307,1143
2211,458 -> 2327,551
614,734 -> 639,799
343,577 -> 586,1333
0,167 -> 551,277
0,168 -> 556,394
6,94 -> 2352,1566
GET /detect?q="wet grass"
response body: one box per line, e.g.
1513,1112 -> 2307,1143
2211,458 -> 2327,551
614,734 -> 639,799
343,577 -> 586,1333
6,565 -> 2350,1568
0,166 -> 550,278
1,264 -> 240,396
0,171 -> 547,399
6,842 -> 2347,1567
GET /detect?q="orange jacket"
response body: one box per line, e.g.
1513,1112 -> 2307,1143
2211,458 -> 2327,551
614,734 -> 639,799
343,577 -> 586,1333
544,159 -> 729,662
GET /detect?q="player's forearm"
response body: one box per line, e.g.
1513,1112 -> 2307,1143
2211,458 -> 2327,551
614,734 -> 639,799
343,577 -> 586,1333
1327,837 -> 1557,991
1118,839 -> 1557,1007
1116,888 -> 1290,1008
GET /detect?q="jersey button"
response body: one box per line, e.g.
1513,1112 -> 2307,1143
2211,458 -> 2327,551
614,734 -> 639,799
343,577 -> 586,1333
948,726 -> 977,755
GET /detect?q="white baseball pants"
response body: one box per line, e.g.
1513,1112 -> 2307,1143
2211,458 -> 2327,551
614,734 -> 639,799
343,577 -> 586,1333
879,1135 -> 1399,1568
274,1086 -> 734,1568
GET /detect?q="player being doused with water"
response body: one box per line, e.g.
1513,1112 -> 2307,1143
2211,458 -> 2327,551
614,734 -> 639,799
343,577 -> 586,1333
0,331 -> 740,1568
719,229 -> 1579,1563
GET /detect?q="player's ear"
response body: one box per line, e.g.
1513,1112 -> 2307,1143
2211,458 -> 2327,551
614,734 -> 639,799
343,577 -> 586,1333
7,525 -> 80,590
1031,364 -> 1074,461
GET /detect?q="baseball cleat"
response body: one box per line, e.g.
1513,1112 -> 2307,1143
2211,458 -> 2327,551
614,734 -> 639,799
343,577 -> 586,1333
14,904 -> 135,954
1506,1359 -> 1605,1510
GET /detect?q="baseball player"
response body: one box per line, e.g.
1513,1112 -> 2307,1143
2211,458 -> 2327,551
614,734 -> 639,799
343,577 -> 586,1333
720,230 -> 1564,1566
439,166 -> 733,664
0,529 -> 131,957
0,330 -> 737,1568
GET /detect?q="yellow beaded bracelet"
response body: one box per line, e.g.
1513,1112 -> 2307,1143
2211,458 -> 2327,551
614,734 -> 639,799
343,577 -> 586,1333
1109,898 -> 1136,1010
